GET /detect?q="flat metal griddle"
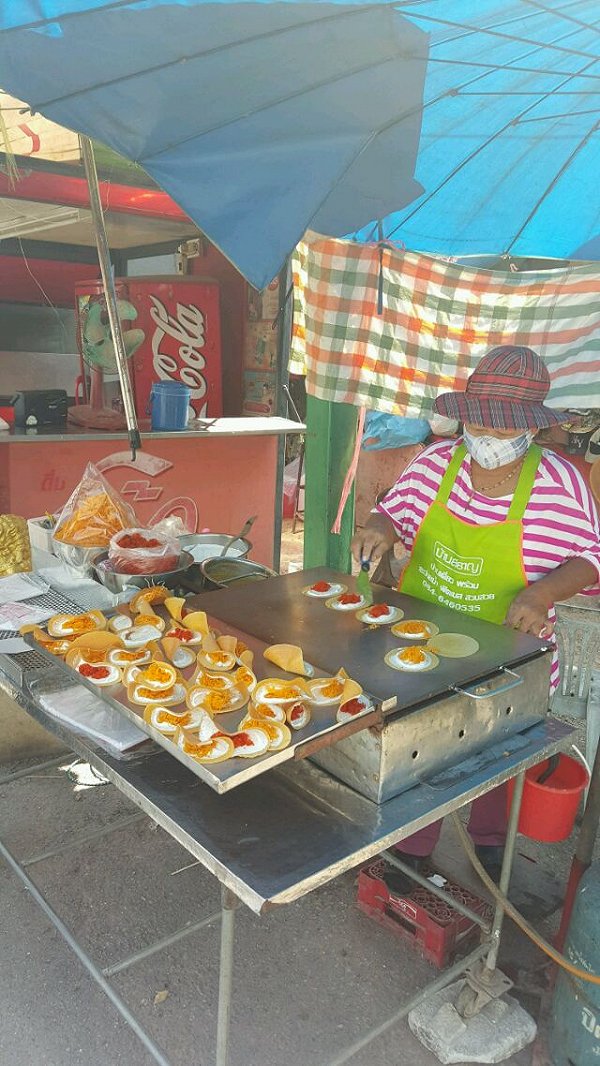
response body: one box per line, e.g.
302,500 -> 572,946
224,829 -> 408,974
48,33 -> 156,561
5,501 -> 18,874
23,605 -> 381,794
191,567 -> 551,715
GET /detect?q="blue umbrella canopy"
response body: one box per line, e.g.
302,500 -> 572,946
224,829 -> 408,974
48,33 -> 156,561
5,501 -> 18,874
0,1 -> 428,288
351,0 -> 600,261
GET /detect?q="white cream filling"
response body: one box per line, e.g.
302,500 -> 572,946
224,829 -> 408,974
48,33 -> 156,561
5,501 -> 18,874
332,597 -> 365,611
122,625 -> 163,647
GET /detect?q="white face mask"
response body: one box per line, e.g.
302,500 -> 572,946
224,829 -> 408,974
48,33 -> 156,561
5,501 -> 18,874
463,428 -> 535,470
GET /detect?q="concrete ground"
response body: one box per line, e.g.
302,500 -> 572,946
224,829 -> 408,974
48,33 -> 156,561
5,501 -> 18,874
1,695 -> 593,1066
0,523 -> 595,1066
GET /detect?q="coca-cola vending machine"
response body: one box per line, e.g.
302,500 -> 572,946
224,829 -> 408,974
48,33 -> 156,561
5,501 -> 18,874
75,276 -> 223,419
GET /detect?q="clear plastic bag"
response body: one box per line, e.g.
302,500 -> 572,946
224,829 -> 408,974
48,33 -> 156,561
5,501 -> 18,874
53,462 -> 136,548
108,527 -> 181,575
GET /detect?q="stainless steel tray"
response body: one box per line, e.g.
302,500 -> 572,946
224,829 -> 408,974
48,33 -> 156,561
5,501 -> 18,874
23,606 -> 383,794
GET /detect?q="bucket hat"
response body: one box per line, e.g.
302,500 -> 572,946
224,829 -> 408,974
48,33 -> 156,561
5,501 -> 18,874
434,346 -> 562,430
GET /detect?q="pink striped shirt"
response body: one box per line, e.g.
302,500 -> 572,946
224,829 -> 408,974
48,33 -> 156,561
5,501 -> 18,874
376,440 -> 600,690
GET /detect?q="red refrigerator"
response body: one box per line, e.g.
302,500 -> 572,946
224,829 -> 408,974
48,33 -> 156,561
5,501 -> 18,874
75,275 -> 223,419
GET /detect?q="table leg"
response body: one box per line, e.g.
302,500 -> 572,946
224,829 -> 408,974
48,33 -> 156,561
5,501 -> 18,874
216,886 -> 239,1066
485,768 -> 525,972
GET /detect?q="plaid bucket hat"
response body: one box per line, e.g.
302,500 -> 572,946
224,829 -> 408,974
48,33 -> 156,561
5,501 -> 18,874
434,346 -> 562,430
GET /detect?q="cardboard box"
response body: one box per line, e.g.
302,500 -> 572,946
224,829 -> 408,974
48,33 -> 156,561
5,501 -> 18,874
242,371 -> 276,417
243,321 -> 278,371
247,277 -> 280,321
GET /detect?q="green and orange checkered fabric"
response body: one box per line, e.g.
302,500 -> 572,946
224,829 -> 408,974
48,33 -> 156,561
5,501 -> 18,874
290,238 -> 600,417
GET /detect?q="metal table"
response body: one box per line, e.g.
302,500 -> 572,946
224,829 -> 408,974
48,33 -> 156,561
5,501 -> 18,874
0,658 -> 572,1066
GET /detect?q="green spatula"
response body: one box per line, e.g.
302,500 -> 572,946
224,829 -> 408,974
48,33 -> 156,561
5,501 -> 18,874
356,557 -> 373,607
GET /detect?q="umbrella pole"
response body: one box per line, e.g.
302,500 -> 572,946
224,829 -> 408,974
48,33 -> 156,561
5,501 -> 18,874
80,135 -> 141,460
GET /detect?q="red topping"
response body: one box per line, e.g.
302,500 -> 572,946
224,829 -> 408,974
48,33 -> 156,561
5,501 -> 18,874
290,703 -> 305,722
170,628 -> 194,642
369,604 -> 391,618
311,581 -> 331,592
341,698 -> 364,717
339,593 -> 361,605
231,732 -> 254,749
116,533 -> 161,549
79,664 -> 111,680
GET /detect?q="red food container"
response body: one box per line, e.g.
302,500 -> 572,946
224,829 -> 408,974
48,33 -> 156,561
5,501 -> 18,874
75,276 -> 223,420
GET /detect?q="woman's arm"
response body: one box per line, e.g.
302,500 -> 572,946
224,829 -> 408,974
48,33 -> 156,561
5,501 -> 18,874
351,512 -> 399,565
505,557 -> 598,635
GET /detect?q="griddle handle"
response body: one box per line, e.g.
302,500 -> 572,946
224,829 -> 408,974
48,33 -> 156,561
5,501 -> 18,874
451,667 -> 524,701
294,707 -> 384,759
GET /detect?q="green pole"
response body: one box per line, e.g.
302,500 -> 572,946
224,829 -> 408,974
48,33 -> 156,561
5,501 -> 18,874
303,395 -> 358,573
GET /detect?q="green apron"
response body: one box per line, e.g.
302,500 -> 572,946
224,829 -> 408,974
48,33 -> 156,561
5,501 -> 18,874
400,444 -> 541,624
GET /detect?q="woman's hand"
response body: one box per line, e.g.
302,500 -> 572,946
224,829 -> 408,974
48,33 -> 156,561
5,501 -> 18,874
352,514 -> 397,566
505,585 -> 553,637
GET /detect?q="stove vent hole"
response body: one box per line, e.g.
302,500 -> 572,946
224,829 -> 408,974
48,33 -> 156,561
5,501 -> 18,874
458,729 -> 465,739
411,750 -> 419,760
505,706 -> 514,716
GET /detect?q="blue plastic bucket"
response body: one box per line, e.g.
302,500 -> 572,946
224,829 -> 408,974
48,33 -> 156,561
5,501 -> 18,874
150,381 -> 191,431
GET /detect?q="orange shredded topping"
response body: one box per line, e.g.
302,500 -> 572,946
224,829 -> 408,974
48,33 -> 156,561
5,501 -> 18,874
143,663 -> 173,684
264,684 -> 298,699
400,647 -> 427,664
136,587 -> 166,605
208,652 -> 230,665
78,648 -> 107,664
157,710 -> 190,726
117,650 -> 147,663
45,640 -> 71,656
181,738 -> 214,758
136,685 -> 175,700
66,614 -> 97,634
400,621 -> 430,635
198,673 -> 228,690
134,614 -> 161,628
321,679 -> 344,698
204,691 -> 232,712
236,669 -> 254,688
253,703 -> 278,720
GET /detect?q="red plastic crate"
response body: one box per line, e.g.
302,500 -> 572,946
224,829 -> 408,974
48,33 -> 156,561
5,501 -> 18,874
357,859 -> 492,969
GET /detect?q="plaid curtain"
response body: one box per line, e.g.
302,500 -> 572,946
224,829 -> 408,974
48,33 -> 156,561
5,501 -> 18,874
290,238 -> 600,416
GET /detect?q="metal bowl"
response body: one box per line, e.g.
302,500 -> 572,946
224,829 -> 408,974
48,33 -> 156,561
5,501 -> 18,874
92,550 -> 195,593
53,540 -> 104,573
200,557 -> 277,590
178,532 -> 252,564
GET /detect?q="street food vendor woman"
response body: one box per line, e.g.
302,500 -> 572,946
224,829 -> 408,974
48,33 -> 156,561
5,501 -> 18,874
352,346 -> 600,880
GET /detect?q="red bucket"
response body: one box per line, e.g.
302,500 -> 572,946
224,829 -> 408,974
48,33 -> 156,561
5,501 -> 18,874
507,754 -> 589,843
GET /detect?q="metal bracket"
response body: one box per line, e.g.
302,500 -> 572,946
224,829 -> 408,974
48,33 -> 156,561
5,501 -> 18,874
455,959 -> 513,1019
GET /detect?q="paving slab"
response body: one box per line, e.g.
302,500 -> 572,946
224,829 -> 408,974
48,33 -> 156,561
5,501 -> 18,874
0,768 -> 136,860
111,869 -> 438,1066
0,867 -> 156,1066
26,817 -> 221,970
5,723 -> 596,1066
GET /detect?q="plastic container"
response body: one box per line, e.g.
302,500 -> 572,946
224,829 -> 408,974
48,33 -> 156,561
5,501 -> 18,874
507,754 -> 589,842
108,528 -> 180,574
149,381 -> 191,431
